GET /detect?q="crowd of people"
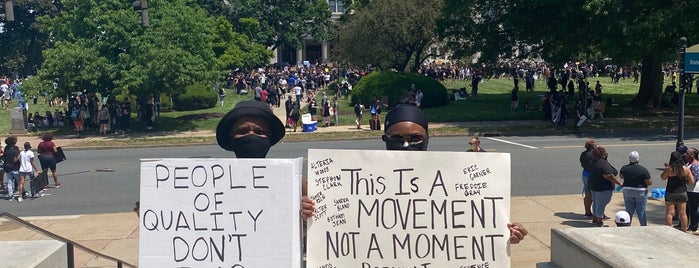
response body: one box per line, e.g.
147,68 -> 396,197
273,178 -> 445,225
579,139 -> 699,232
1,133 -> 62,202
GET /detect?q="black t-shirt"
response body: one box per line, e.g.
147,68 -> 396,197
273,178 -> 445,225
579,150 -> 595,171
588,158 -> 618,191
3,145 -> 20,172
620,163 -> 651,188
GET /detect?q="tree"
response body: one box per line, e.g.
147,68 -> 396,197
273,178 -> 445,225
337,0 -> 443,72
439,0 -> 699,108
29,0 -> 270,103
221,0 -> 333,51
0,0 -> 60,77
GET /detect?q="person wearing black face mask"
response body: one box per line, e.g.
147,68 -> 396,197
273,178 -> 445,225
377,103 -> 528,243
216,100 -> 316,219
216,100 -> 285,158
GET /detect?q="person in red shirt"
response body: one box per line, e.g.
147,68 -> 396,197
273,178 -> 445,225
37,133 -> 62,188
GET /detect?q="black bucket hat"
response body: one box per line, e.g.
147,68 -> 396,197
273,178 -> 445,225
216,101 -> 285,151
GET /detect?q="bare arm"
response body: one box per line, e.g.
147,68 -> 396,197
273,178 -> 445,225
685,166 -> 695,186
30,157 -> 41,173
660,166 -> 672,180
603,173 -> 621,185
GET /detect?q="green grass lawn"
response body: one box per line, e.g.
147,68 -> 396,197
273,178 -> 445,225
2,75 -> 696,136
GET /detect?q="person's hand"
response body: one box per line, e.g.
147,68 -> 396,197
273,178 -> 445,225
133,201 -> 140,215
36,170 -> 42,174
301,196 -> 316,221
508,222 -> 528,244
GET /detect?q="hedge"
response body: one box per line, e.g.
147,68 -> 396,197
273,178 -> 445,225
350,71 -> 449,108
173,83 -> 218,111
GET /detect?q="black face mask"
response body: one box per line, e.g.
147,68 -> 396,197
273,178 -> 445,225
231,135 -> 271,158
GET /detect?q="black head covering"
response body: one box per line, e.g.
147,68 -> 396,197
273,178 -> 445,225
384,104 -> 428,133
216,101 -> 285,151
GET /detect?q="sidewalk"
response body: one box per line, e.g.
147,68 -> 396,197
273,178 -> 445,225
0,193 -> 687,267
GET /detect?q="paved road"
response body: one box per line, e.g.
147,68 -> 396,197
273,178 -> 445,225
2,133 -> 695,217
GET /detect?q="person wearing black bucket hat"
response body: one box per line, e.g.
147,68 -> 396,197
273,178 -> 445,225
216,100 -> 286,158
215,100 -> 316,219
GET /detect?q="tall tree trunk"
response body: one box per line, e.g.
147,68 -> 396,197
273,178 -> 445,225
629,52 -> 663,107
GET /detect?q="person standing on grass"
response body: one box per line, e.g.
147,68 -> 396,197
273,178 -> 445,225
510,87 -> 519,111
18,142 -> 41,203
354,101 -> 364,129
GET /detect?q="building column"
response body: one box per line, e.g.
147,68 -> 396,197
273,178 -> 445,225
321,41 -> 329,64
296,43 -> 304,66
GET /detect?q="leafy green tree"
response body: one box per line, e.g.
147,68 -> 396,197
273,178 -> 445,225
440,0 -> 699,108
118,0 -> 219,98
337,0 -> 443,72
0,0 -> 60,77
35,0 -> 134,96
211,16 -> 272,71
223,0 -> 333,50
30,0 -> 271,105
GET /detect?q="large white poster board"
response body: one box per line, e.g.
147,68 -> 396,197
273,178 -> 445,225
139,158 -> 303,268
306,150 -> 511,268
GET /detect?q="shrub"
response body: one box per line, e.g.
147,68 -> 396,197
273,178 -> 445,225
350,71 -> 449,108
173,84 -> 218,111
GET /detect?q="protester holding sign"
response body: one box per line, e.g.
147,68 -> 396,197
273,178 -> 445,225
216,100 -> 315,218
380,104 -> 526,244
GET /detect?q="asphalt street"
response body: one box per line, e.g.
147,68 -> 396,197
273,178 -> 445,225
2,133 -> 695,217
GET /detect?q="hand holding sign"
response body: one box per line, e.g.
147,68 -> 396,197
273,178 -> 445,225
139,158 -> 303,268
306,149 -> 512,268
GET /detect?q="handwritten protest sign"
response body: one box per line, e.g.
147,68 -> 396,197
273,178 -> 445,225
139,158 -> 303,268
306,149 -> 511,268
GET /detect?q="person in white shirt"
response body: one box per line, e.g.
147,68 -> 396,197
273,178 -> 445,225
294,85 -> 302,103
18,142 -> 41,202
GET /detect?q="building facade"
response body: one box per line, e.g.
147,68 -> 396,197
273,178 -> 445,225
272,0 -> 347,65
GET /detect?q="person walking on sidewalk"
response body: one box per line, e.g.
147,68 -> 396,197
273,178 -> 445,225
579,139 -> 597,217
18,142 -> 41,202
284,96 -> 293,128
619,151 -> 652,226
3,136 -> 20,200
38,133 -> 62,188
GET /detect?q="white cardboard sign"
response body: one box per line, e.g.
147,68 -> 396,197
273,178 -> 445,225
306,149 -> 511,268
139,158 -> 303,268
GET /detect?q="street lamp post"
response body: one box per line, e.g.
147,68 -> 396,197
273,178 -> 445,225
678,37 -> 687,148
